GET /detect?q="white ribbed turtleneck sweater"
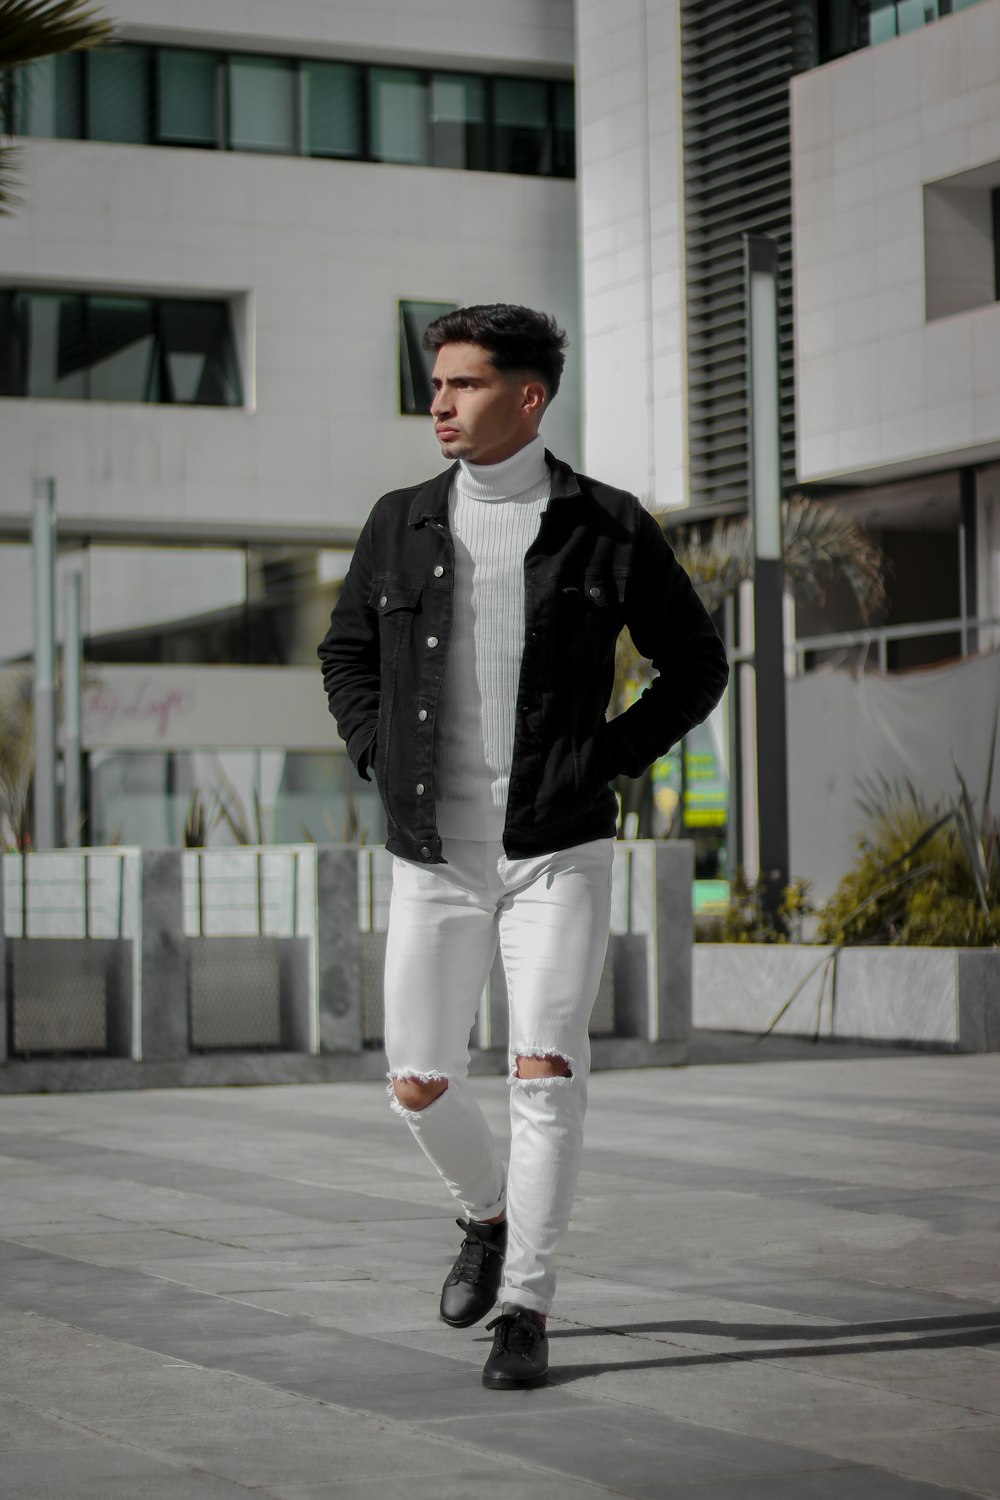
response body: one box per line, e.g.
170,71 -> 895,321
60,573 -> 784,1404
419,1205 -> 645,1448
435,434 -> 551,840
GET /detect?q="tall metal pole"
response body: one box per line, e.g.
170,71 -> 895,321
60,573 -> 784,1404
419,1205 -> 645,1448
744,234 -> 789,927
32,479 -> 58,850
63,570 -> 83,848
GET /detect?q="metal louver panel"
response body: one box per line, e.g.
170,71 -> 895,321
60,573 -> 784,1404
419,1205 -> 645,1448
680,0 -> 799,510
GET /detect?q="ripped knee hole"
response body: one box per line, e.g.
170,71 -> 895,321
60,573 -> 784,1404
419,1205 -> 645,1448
514,1052 -> 572,1080
390,1073 -> 449,1112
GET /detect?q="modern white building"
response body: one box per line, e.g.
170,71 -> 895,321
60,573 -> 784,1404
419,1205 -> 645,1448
2,0 -> 998,884
0,0 -> 579,846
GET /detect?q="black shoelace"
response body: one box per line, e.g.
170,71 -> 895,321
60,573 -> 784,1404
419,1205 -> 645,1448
485,1312 -> 542,1354
452,1221 -> 500,1285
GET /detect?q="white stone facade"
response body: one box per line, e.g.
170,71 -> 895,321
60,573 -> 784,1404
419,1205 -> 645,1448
0,0 -> 579,544
792,0 -> 1000,487
574,0 -> 688,509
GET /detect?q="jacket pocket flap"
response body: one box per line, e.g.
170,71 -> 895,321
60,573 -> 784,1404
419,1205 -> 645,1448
581,568 -> 628,606
370,580 -> 422,614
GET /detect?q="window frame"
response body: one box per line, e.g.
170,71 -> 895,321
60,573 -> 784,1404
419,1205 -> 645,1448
0,287 -> 244,408
11,43 -> 575,181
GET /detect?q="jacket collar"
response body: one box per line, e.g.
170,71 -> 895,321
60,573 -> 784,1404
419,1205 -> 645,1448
406,450 -> 581,527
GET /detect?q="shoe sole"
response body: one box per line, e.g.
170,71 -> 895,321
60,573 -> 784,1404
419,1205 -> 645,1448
482,1370 -> 549,1390
439,1304 -> 495,1329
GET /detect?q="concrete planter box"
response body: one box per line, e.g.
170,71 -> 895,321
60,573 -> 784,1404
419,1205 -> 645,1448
694,944 -> 1000,1052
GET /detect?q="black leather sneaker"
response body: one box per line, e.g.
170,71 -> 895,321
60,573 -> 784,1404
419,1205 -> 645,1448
439,1218 -> 507,1328
482,1304 -> 548,1389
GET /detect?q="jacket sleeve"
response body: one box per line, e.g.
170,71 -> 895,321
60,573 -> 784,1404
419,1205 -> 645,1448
317,509 -> 380,781
603,504 -> 730,780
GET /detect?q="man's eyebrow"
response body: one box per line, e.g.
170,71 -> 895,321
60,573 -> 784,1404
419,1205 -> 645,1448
431,373 -> 485,386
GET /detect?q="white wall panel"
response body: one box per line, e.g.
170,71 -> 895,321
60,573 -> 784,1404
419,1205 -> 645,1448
575,0 -> 687,509
0,139 -> 579,540
793,0 -> 1000,485
109,0 -> 574,72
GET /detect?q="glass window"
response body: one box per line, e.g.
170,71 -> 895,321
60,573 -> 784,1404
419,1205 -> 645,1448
398,300 -> 456,415
370,68 -> 428,165
0,293 -> 27,396
22,293 -> 89,399
9,46 -> 574,179
301,60 -> 364,158
157,48 -> 219,147
430,73 -> 487,170
0,290 -> 241,406
86,296 -> 159,401
552,83 -> 575,178
14,53 -> 83,138
87,45 -> 152,143
493,78 -> 551,176
869,5 -> 898,41
897,0 -> 937,31
228,55 -> 296,153
160,301 -> 243,406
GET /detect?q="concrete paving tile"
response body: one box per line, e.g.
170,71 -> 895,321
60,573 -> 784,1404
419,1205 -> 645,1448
0,1398 -> 91,1451
646,1469 -> 988,1499
832,1424 -> 1000,1497
431,1402 -> 852,1492
673,1278 -> 1000,1325
223,1280 -> 440,1332
264,1475 -> 622,1500
132,1256 -> 374,1292
4,1228 -> 278,1265
0,1057 -> 997,1497
770,1343 -> 1000,1417
553,1353 -> 1000,1449
0,1443 -> 227,1494
0,1459 -> 264,1500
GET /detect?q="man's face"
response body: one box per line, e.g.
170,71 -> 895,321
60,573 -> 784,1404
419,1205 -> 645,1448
429,342 -> 542,465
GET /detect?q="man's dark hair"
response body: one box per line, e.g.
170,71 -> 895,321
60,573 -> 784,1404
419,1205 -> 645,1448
422,303 -> 568,399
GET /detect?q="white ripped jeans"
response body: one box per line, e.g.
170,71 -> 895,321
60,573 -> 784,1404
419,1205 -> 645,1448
384,836 -> 614,1317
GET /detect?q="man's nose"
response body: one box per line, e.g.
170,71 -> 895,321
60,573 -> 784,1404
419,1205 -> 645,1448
430,387 -> 452,418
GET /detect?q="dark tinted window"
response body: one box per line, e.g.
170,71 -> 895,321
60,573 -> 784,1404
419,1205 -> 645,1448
0,291 -> 242,406
87,45 -> 152,143
399,300 -> 457,415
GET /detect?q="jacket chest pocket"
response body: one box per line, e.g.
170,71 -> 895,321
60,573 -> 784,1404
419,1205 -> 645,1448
371,578 -> 423,667
555,569 -> 627,655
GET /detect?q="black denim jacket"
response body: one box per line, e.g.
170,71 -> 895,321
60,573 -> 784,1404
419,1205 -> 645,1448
318,452 -> 729,864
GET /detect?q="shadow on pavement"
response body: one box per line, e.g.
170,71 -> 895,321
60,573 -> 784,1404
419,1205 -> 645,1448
544,1309 -> 1000,1384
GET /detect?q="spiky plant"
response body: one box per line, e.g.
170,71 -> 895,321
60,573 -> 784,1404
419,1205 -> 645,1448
817,710 -> 1000,947
0,0 -> 114,212
0,668 -> 34,849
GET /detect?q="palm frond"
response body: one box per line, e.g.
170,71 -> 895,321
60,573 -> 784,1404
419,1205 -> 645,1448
667,497 -> 886,622
0,0 -> 113,73
0,141 -> 19,214
781,498 -> 888,621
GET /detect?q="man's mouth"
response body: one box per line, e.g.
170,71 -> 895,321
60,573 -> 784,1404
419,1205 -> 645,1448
436,427 -> 458,440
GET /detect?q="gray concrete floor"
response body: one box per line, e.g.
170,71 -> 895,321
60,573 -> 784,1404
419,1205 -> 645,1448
0,1050 -> 998,1500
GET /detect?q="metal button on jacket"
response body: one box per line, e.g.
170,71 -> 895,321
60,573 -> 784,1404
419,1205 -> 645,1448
426,635 -> 438,648
589,585 -> 602,599
420,846 -> 432,859
416,783 -> 425,795
418,709 -> 428,722
379,593 -> 388,606
433,565 -> 444,577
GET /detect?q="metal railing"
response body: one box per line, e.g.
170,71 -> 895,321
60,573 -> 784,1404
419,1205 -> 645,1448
729,615 -> 1000,673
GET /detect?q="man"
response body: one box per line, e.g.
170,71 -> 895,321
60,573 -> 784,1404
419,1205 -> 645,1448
318,304 -> 728,1389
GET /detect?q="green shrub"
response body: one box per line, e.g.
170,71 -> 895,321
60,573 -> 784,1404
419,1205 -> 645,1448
696,868 -> 814,944
815,776 -> 1000,948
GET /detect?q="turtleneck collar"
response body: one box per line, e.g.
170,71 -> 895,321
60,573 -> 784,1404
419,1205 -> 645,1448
456,434 -> 549,503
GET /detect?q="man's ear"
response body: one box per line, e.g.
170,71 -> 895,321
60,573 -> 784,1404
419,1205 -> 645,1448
522,379 -> 547,417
